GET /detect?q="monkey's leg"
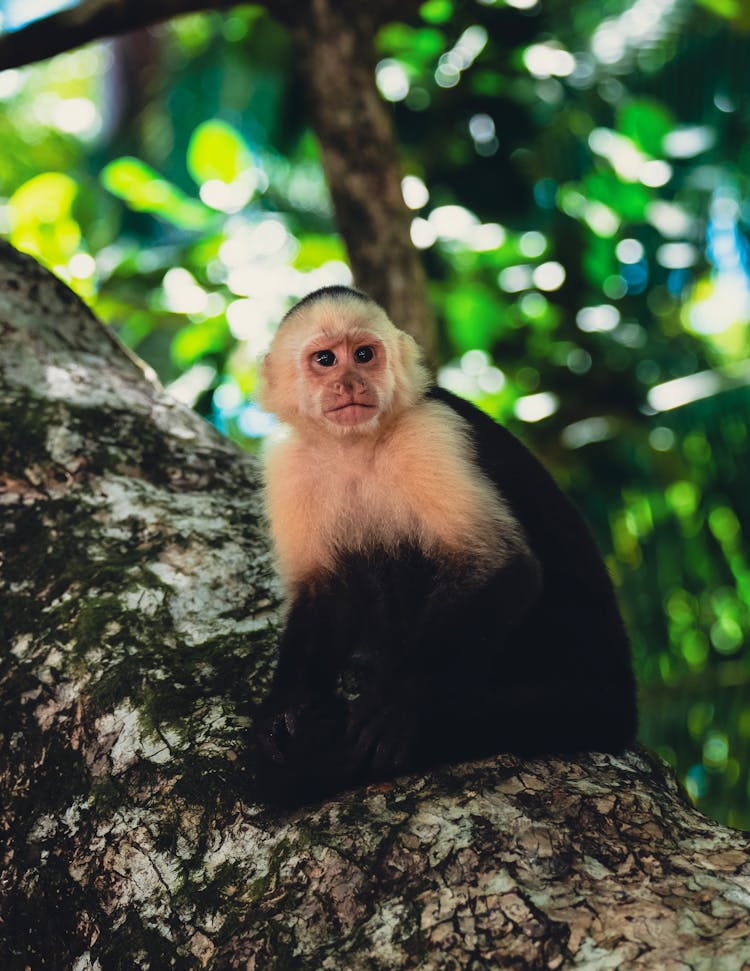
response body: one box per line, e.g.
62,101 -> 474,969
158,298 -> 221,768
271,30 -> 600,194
421,675 -> 637,764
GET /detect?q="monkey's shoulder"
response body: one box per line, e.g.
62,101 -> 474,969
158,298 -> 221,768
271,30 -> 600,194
424,387 -> 582,516
382,395 -> 483,471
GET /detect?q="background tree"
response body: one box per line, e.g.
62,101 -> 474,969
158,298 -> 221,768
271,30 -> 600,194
0,0 -> 750,832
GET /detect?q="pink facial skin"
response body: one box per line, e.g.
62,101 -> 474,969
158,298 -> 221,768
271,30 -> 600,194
307,335 -> 385,429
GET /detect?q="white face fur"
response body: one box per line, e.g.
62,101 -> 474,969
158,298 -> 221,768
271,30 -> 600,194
259,293 -> 429,437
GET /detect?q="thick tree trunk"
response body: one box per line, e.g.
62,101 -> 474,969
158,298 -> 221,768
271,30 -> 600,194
285,0 -> 435,357
2,244 -> 750,969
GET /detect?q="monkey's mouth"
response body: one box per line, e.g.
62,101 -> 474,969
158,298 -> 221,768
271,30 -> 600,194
325,402 -> 377,424
327,402 -> 375,412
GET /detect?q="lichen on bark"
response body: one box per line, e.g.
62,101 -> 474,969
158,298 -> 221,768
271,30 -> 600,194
2,241 -> 750,970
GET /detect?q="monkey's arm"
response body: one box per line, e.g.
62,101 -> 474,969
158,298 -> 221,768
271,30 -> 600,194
252,548 -> 446,802
350,664 -> 637,782
340,546 -> 541,775
251,581 -> 361,806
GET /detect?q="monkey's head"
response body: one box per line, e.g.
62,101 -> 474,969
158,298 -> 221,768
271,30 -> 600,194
259,286 -> 429,435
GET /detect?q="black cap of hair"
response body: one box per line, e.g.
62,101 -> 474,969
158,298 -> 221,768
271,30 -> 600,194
283,285 -> 373,323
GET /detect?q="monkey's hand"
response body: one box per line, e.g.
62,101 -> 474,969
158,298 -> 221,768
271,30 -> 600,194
255,708 -> 301,766
255,689 -> 345,763
251,693 -> 362,807
346,684 -> 423,777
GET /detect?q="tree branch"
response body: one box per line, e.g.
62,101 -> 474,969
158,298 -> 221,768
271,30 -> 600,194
290,0 -> 436,356
0,0 -> 234,70
0,0 -> 423,71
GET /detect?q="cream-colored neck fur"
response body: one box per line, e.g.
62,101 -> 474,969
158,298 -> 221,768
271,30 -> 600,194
263,398 -> 522,589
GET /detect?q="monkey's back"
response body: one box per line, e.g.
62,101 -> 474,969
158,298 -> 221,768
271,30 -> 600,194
427,387 -> 637,748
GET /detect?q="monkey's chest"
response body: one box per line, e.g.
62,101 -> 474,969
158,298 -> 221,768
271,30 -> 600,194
324,468 -> 422,551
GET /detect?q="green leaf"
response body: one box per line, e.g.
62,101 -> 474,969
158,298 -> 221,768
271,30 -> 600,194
617,98 -> 675,158
187,120 -> 254,186
583,234 -> 618,287
420,0 -> 453,24
377,24 -> 445,71
102,157 -> 211,230
584,171 -> 651,221
9,172 -> 77,225
696,0 -> 750,27
11,220 -> 81,266
444,283 -> 503,353
471,71 -> 507,97
9,173 -> 81,264
293,234 -> 347,270
172,316 -> 231,368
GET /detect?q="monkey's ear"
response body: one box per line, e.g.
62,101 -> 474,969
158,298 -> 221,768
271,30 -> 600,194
258,351 -> 298,422
257,353 -> 276,413
396,330 -> 430,402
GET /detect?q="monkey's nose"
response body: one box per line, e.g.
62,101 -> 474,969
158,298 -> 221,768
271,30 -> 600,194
337,372 -> 365,393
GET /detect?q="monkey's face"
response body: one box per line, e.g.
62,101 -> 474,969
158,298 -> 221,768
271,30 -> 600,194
304,332 -> 387,430
260,294 -> 429,436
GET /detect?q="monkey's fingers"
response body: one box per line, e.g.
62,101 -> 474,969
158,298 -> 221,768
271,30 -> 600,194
257,730 -> 285,765
347,706 -> 387,757
370,714 -> 418,773
347,702 -> 412,773
345,691 -> 387,741
255,709 -> 299,763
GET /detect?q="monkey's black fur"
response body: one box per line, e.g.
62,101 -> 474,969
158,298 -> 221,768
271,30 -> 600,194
252,388 -> 637,808
281,284 -> 371,323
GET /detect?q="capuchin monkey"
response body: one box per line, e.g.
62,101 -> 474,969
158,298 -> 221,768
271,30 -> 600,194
251,285 -> 637,807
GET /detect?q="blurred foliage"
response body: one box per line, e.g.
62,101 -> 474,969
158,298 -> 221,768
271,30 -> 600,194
1,0 -> 750,827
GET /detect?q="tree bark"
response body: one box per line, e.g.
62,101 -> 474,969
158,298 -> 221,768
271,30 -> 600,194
0,0 -> 234,70
286,0 -> 435,357
2,244 -> 750,969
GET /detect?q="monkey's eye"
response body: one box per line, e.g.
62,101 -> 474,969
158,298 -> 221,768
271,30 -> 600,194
354,345 -> 374,363
314,350 -> 336,367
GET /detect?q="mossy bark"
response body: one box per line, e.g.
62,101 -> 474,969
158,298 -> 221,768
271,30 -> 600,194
2,242 -> 750,969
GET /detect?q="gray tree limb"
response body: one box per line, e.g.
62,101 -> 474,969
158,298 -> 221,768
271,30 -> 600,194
2,243 -> 750,968
0,0 -> 417,70
0,0 -> 234,71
